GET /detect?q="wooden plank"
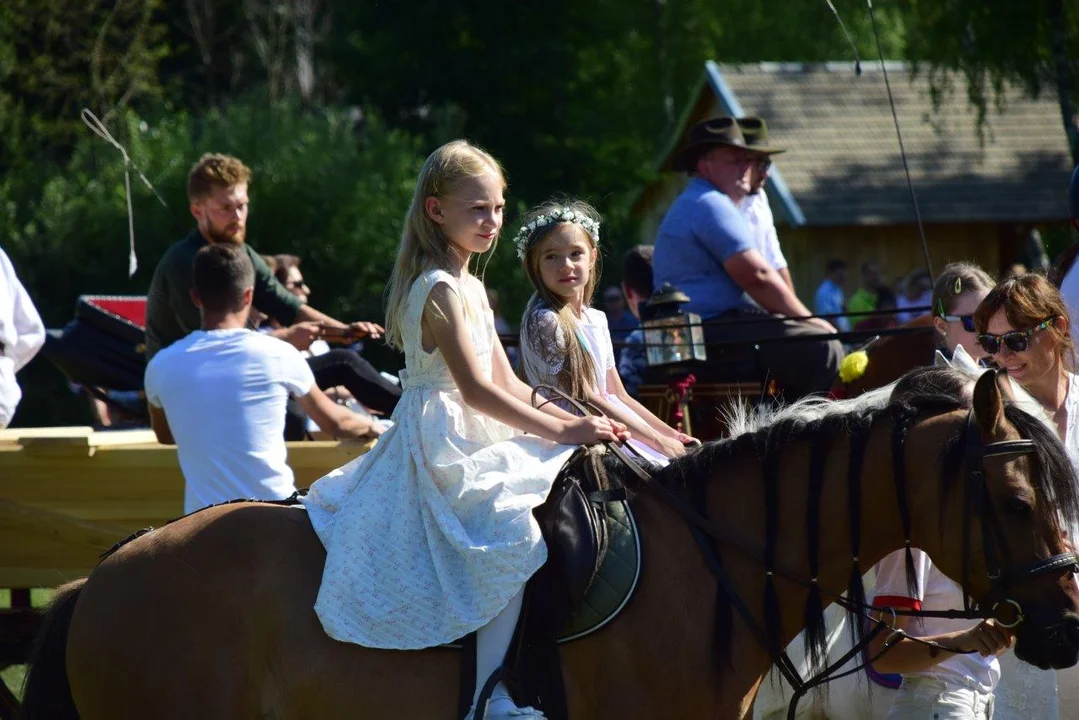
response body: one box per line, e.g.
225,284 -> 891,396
0,431 -> 377,587
0,426 -> 93,446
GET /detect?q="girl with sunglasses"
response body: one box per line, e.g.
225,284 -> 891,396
932,262 -> 996,362
972,272 -> 1078,720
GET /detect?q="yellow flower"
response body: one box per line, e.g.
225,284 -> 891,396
838,350 -> 870,384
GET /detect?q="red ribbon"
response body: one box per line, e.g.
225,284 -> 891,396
667,373 -> 697,431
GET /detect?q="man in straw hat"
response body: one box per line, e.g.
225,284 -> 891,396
652,115 -> 843,399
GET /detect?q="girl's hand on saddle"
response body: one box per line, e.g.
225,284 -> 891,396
652,434 -> 687,459
949,619 -> 1015,657
673,431 -> 700,447
560,416 -> 629,446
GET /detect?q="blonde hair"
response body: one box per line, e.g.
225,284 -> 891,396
518,198 -> 603,399
187,153 -> 252,202
932,262 -> 995,318
383,140 -> 505,350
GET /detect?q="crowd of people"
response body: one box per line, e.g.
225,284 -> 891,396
5,114 -> 1079,719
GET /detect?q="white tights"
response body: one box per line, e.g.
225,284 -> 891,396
473,588 -> 525,708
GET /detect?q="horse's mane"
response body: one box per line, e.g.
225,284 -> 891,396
621,365 -> 1078,683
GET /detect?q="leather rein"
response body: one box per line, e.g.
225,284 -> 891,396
531,386 -> 1079,718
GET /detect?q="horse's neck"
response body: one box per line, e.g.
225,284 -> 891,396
856,411 -> 961,576
698,409 -> 961,651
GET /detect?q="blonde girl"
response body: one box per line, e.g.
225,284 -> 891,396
517,198 -> 693,463
302,142 -> 627,720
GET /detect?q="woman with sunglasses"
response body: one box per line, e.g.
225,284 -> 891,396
972,272 -> 1077,720
933,262 -> 996,362
974,274 -> 1075,441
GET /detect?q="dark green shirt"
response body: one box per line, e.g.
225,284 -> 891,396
145,230 -> 303,359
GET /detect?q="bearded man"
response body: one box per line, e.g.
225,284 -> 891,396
145,153 -> 380,359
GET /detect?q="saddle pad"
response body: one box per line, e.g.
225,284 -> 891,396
558,499 -> 640,643
440,499 -> 640,651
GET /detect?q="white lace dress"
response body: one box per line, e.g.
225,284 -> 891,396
520,305 -> 668,465
302,269 -> 575,649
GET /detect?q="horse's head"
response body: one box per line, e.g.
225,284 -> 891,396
961,369 -> 1079,669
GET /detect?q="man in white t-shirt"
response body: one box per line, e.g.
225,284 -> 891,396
0,247 -> 46,428
145,243 -> 379,513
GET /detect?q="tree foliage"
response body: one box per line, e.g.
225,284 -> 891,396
14,0 -> 1079,427
902,0 -> 1079,161
0,0 -> 169,171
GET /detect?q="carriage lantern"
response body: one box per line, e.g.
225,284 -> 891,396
642,284 -> 707,366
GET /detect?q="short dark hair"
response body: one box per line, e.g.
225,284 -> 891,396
193,244 -> 255,314
622,245 -> 654,296
827,259 -> 847,274
875,286 -> 898,309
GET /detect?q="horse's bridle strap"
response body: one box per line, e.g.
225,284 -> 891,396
981,439 -> 1037,458
1005,552 -> 1079,581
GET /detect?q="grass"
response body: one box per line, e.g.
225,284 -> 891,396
0,588 -> 56,703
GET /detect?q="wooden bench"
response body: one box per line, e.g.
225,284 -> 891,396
0,427 -> 375,588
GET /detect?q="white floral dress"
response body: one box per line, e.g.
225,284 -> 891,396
303,269 -> 575,649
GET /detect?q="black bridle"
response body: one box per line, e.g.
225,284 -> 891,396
534,386 -> 1079,719
958,410 -> 1079,629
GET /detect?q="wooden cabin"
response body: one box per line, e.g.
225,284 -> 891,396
632,61 -> 1074,300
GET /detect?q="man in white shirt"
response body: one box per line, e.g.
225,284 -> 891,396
145,243 -> 378,513
0,247 -> 46,428
737,117 -> 795,292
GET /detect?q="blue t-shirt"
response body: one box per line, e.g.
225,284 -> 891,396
652,178 -> 756,318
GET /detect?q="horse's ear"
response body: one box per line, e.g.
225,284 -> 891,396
973,368 -> 1009,437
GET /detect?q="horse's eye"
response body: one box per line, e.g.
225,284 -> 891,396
1006,499 -> 1033,516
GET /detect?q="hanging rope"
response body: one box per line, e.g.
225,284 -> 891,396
80,109 -> 174,277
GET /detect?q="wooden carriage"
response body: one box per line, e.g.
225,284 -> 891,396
0,427 -> 375,716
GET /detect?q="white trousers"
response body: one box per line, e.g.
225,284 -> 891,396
887,676 -> 994,720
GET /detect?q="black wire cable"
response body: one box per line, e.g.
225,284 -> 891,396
866,0 -> 934,279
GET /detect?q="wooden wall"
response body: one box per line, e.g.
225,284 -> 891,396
782,222 -> 1009,304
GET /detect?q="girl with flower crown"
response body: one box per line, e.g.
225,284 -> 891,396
302,142 -> 628,720
516,198 -> 694,463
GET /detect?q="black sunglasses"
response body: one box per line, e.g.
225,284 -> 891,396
939,313 -> 976,333
976,317 -> 1055,355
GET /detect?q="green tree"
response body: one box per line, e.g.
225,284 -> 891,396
2,96 -> 423,425
902,0 -> 1079,163
0,0 -> 169,170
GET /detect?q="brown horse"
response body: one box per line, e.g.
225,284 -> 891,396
20,368 -> 1079,719
831,315 -> 937,399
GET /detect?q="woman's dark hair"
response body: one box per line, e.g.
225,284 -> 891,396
272,254 -> 301,286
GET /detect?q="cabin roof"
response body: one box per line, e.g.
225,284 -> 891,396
650,61 -> 1074,226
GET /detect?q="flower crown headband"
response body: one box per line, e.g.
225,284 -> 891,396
514,208 -> 601,260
